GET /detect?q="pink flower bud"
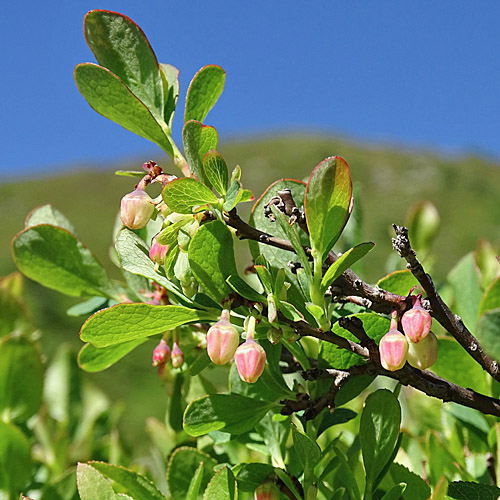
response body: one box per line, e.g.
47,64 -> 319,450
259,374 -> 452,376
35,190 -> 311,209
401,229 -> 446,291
401,297 -> 432,343
120,188 -> 155,229
254,481 -> 280,500
149,237 -> 169,264
406,331 -> 438,370
171,342 -> 184,368
207,310 -> 240,365
234,337 -> 266,383
379,328 -> 408,371
152,339 -> 170,367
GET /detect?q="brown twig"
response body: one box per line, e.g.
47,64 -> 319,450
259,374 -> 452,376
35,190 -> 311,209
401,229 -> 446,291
392,224 -> 500,383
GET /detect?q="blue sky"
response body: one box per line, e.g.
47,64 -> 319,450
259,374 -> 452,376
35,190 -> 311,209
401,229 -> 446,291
1,1 -> 499,178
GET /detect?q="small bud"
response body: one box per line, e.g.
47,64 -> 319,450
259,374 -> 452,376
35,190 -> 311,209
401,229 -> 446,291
120,188 -> 155,229
207,310 -> 240,365
406,331 -> 438,370
152,339 -> 170,367
235,337 -> 266,383
254,481 -> 280,500
401,297 -> 432,343
171,342 -> 184,368
379,327 -> 408,371
149,237 -> 169,265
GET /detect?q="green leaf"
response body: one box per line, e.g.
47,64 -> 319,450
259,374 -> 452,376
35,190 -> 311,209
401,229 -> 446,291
189,221 -> 238,302
185,65 -> 225,123
0,277 -> 29,338
160,63 -> 180,128
222,180 -> 242,212
0,335 -> 43,422
80,303 -> 214,347
447,481 -> 500,500
477,308 -> 500,364
189,350 -> 212,377
203,150 -> 228,195
84,10 -> 164,122
25,204 -> 77,234
77,463 -> 116,500
186,463 -> 204,500
163,178 -> 219,214
78,339 -> 147,372
155,219 -> 189,246
115,228 -> 187,303
360,389 -> 401,495
305,157 -> 353,261
12,224 -> 116,299
279,301 -> 304,322
74,63 -> 173,156
234,463 -> 274,492
183,394 -> 278,436
380,483 -> 407,500
87,462 -> 165,500
319,313 -> 390,369
183,120 -> 219,183
321,242 -> 375,292
317,408 -> 357,437
226,275 -> 265,303
167,447 -> 217,500
292,424 -> 321,472
274,469 -> 302,500
0,421 -> 32,494
448,252 -> 483,331
389,463 -> 430,500
432,337 -> 489,395
479,275 -> 500,316
377,270 -> 420,296
203,466 -> 237,500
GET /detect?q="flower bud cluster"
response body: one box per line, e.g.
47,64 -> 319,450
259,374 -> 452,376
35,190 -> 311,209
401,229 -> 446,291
206,312 -> 267,384
379,296 -> 437,371
152,339 -> 184,375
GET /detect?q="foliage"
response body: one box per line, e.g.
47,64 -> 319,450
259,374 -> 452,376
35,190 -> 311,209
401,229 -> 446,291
5,9 -> 500,500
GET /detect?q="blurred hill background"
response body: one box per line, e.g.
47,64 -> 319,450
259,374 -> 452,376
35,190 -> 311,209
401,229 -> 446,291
2,133 -> 499,448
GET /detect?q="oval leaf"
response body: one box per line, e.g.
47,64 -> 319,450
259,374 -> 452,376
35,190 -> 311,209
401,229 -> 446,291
203,149 -> 228,195
0,421 -> 32,493
321,242 -> 375,292
0,335 -> 43,422
185,65 -> 225,123
377,270 -> 420,296
360,389 -> 401,492
477,308 -> 500,364
183,120 -> 219,183
183,394 -> 278,436
87,462 -> 165,500
188,221 -> 238,302
84,10 -> 164,121
203,466 -> 237,500
167,447 -> 217,500
305,156 -> 353,260
74,63 -> 173,156
80,303 -> 214,347
12,224 -> 116,299
25,204 -> 77,234
162,178 -> 219,214
77,463 -> 116,500
78,339 -> 147,372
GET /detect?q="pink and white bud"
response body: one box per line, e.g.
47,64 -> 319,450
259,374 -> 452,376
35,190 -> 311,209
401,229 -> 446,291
120,188 -> 155,229
379,327 -> 409,371
401,297 -> 432,343
234,337 -> 266,383
171,342 -> 184,368
207,310 -> 240,365
406,331 -> 438,370
152,339 -> 170,367
254,480 -> 280,500
149,237 -> 169,264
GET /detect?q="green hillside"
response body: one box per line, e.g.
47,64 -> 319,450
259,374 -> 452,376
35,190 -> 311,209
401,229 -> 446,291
2,133 -> 499,281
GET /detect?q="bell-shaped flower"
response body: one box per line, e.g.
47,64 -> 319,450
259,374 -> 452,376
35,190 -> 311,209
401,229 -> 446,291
254,480 -> 280,500
406,331 -> 438,370
120,188 -> 154,229
234,337 -> 266,383
401,296 -> 432,343
171,342 -> 184,368
379,321 -> 409,371
152,339 -> 170,367
206,310 -> 240,365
